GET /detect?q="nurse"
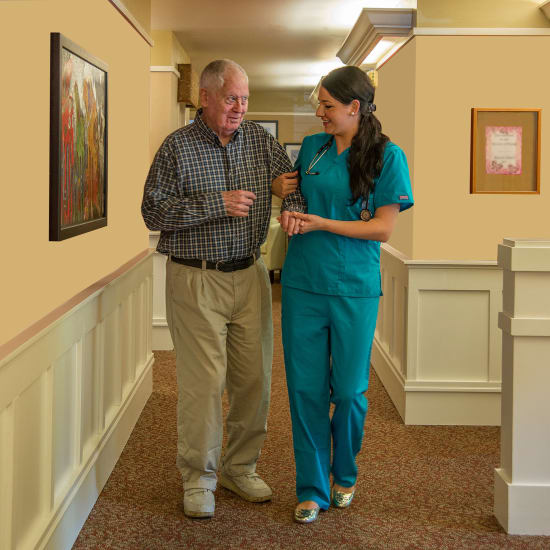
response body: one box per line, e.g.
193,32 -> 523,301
279,66 -> 413,523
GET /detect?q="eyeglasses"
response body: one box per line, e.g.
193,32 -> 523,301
224,95 -> 249,106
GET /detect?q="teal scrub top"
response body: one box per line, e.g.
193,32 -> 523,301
281,133 -> 413,297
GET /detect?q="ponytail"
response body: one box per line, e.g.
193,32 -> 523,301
348,110 -> 389,203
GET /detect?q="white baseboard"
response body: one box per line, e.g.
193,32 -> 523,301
494,468 -> 550,535
152,324 -> 173,351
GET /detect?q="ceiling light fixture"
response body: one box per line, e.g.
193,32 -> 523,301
336,8 -> 416,67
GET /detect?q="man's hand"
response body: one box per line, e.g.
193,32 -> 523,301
278,210 -> 303,237
272,171 -> 299,199
222,190 -> 256,217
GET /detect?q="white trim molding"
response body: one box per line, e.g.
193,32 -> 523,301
150,66 -> 181,78
0,251 -> 154,549
372,244 -> 502,425
412,27 -> 550,36
107,0 -> 154,46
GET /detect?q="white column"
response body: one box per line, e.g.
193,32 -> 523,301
494,238 -> 550,535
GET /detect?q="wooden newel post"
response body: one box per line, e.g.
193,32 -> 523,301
494,238 -> 550,535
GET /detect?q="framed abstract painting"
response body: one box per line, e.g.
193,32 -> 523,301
49,33 -> 108,240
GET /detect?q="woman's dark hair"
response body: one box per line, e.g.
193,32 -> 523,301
321,66 -> 389,203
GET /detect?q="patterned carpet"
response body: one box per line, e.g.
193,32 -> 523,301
73,284 -> 550,549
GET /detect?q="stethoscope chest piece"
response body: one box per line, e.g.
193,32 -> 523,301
360,209 -> 372,222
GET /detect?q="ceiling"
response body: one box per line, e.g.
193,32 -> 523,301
151,0 -> 415,92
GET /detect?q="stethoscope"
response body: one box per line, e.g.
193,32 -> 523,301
304,136 -> 374,222
305,136 -> 334,175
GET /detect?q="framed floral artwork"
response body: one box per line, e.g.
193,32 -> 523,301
50,33 -> 108,240
470,108 -> 541,194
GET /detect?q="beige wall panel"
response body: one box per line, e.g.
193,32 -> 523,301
376,40 -> 416,258
0,405 -> 14,549
151,30 -> 190,66
52,347 -> 78,504
0,253 -> 153,549
417,0 -> 550,28
373,245 -> 502,425
103,307 -> 122,426
504,271 -> 550,316
81,328 -> 100,462
139,280 -> 150,366
151,30 -> 173,65
417,289 -> 490,381
150,72 -> 182,158
12,375 -> 47,548
413,36 -> 550,260
512,337 -> 550,482
0,0 -> 151,347
119,0 -> 151,34
248,89 -> 314,113
120,296 -> 134,397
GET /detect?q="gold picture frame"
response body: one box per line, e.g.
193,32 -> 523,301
470,108 -> 541,194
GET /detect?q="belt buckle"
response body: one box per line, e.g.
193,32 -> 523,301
215,260 -> 229,272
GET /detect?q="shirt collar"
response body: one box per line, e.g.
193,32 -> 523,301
195,108 -> 243,146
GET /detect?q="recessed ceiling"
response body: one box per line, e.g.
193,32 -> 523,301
151,0 -> 415,92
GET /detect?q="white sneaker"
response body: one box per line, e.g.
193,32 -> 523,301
219,472 -> 272,502
183,488 -> 215,518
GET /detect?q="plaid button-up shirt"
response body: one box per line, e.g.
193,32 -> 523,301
142,111 -> 304,261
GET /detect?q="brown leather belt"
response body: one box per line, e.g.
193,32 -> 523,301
171,249 -> 260,273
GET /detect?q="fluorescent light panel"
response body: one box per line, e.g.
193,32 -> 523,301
337,8 -> 415,66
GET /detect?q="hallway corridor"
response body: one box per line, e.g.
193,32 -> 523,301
73,285 -> 549,550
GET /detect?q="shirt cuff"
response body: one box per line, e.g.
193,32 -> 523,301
205,192 -> 227,219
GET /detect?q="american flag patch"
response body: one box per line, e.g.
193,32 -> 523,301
399,195 -> 409,200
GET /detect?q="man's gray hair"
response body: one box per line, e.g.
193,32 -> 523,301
199,59 -> 248,91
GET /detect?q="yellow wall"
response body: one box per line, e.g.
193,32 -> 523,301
150,32 -> 191,158
0,0 -> 151,346
245,114 -> 321,149
417,0 -> 549,28
150,72 -> 184,157
119,0 -> 151,34
151,30 -> 190,66
412,35 -> 549,260
376,40 -> 416,258
248,89 -> 315,113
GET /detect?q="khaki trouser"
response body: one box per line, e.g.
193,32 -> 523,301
165,256 -> 273,490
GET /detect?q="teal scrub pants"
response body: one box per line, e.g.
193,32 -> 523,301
281,286 -> 379,509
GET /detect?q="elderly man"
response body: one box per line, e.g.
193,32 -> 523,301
142,59 -> 302,518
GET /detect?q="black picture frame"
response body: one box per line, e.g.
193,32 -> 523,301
284,142 -> 302,166
255,120 -> 278,139
50,32 -> 108,241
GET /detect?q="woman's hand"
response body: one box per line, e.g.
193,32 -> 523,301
278,210 -> 303,237
292,212 -> 326,234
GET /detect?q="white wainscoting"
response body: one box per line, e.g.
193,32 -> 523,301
372,244 -> 502,425
149,233 -> 174,350
0,251 -> 154,550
